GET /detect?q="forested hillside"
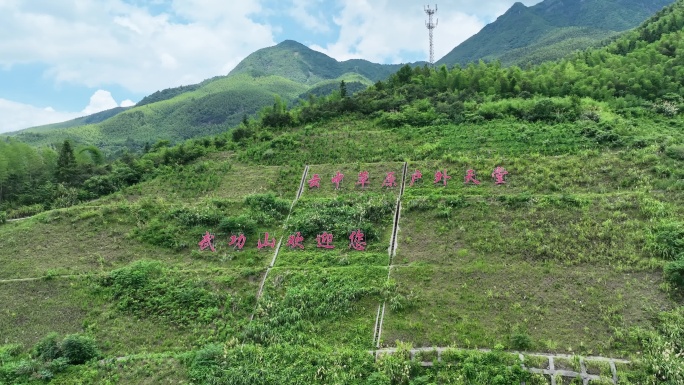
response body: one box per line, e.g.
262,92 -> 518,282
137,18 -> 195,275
1,1 -> 684,384
5,41 -> 392,156
437,0 -> 674,67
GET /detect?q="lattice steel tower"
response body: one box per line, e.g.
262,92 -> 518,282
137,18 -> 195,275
425,5 -> 438,66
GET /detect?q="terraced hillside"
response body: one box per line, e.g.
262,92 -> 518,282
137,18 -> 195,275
1,106 -> 683,383
2,1 -> 684,384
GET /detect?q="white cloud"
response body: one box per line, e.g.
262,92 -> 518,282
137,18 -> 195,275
0,90 -> 136,133
0,0 -> 276,94
309,0 -> 543,64
289,0 -> 330,33
81,90 -> 119,115
0,99 -> 78,134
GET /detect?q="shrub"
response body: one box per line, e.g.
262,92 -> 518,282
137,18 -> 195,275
665,145 -> 684,160
218,215 -> 258,236
60,334 -> 99,364
33,333 -> 61,362
664,258 -> 684,288
646,221 -> 684,259
102,261 -> 222,326
244,193 -> 290,221
47,357 -> 69,374
0,211 -> 6,224
510,332 -> 532,350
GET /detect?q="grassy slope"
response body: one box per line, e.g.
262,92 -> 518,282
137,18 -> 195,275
1,110 -> 682,350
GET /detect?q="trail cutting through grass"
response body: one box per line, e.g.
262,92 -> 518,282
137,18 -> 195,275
252,164 -> 310,318
373,162 -> 408,347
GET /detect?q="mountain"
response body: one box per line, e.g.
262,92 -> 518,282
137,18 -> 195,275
5,41 -> 411,155
437,0 -> 675,67
229,39 -> 407,84
1,1 -> 684,383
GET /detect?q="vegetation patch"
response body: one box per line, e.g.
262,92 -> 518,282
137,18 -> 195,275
245,267 -> 385,348
381,264 -> 674,356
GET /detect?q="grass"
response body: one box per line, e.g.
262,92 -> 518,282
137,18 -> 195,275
524,354 -> 550,369
381,263 -> 674,356
0,200 -> 284,279
125,162 -> 303,201
554,356 -> 582,372
51,355 -> 189,384
302,162 -> 405,198
248,266 -> 387,349
0,266 -> 261,356
276,194 -> 396,268
2,114 -> 684,383
585,359 -> 613,377
397,193 -> 663,269
403,148 -> 681,197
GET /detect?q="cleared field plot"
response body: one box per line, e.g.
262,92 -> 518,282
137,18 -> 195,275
0,199 -> 287,278
276,194 -> 396,268
380,263 -> 675,356
0,266 -> 261,356
53,356 -> 189,384
123,162 -> 303,201
395,193 -> 660,268
403,150 -> 680,197
247,266 -> 387,349
301,162 -> 405,198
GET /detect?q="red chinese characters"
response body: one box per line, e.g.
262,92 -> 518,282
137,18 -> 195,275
492,166 -> 508,184
229,234 -> 246,250
464,169 -> 481,185
198,231 -> 215,252
316,232 -> 335,249
257,232 -> 276,249
287,232 -> 304,249
409,169 -> 422,186
349,229 -> 366,251
331,171 -> 344,190
308,174 -> 321,189
434,170 -> 452,186
356,171 -> 369,188
382,172 -> 397,188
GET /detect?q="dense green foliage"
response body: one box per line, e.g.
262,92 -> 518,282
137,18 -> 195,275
0,334 -> 98,384
0,136 -> 215,215
438,0 -> 674,67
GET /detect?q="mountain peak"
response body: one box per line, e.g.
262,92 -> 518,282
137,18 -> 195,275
276,39 -> 308,49
509,2 -> 528,11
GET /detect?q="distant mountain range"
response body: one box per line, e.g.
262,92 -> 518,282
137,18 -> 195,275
4,0 -> 674,154
437,0 -> 674,67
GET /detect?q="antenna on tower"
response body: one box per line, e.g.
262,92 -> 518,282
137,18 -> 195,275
424,4 -> 438,66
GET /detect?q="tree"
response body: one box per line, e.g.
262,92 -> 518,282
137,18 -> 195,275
0,150 -> 8,204
340,80 -> 348,98
56,140 -> 77,184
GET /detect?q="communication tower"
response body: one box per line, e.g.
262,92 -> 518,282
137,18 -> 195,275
425,5 -> 438,66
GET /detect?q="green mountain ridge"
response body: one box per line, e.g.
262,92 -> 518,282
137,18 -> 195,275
229,39 -> 408,84
6,41 -> 409,156
437,0 -> 675,67
3,0 -> 676,158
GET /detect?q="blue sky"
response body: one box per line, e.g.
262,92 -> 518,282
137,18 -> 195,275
0,0 -> 542,133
